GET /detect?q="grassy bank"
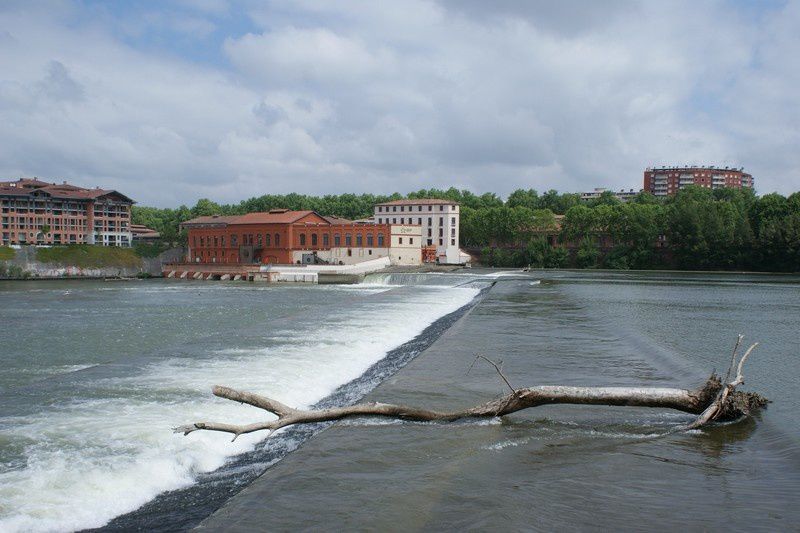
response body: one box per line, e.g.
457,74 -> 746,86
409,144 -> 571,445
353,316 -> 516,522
35,245 -> 143,268
0,246 -> 15,260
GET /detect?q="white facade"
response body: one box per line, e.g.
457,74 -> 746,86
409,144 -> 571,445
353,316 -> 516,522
389,225 -> 422,266
580,188 -> 640,203
292,247 -> 388,265
374,200 -> 461,264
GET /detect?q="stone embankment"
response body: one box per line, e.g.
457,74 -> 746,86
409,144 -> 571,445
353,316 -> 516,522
0,245 -> 184,279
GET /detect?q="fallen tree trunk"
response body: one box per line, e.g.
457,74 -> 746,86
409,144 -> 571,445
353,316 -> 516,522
176,337 -> 768,441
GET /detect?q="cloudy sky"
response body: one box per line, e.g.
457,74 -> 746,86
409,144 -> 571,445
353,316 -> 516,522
0,0 -> 798,207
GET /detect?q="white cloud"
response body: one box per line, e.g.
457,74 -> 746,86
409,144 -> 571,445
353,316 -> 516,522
0,1 -> 797,206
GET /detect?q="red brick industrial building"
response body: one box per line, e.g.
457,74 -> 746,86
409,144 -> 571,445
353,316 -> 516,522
1,178 -> 134,246
182,209 -> 392,265
644,166 -> 754,196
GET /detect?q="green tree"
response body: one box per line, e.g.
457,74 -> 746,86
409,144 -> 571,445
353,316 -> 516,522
576,237 -> 600,268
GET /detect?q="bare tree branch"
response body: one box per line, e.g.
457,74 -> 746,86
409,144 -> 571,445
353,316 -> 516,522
176,339 -> 769,440
469,355 -> 516,394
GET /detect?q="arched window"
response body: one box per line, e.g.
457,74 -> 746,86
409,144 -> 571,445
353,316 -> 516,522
377,234 -> 384,246
265,234 -> 270,246
274,233 -> 280,246
311,233 -> 318,246
299,233 -> 306,246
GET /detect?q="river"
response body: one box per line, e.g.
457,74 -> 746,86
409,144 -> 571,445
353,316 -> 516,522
1,271 -> 798,531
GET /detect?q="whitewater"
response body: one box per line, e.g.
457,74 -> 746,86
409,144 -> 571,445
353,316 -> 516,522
0,278 -> 481,532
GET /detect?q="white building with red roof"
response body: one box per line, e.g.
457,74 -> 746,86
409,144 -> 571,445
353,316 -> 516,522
373,199 -> 462,264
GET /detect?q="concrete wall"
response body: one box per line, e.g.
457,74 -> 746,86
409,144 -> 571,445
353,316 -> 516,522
292,248 -> 389,265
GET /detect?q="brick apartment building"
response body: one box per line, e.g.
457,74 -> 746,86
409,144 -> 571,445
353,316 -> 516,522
644,166 -> 754,196
182,209 -> 404,265
1,178 -> 134,246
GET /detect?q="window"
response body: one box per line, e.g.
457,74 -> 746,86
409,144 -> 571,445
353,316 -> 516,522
439,228 -> 443,237
439,217 -> 443,225
257,234 -> 262,246
334,233 -> 341,246
451,228 -> 456,236
400,206 -> 405,212
275,233 -> 280,246
417,218 -> 421,224
378,234 -> 384,246
193,236 -> 197,247
221,236 -> 225,247
451,217 -> 456,225
378,206 -> 383,212
200,236 -> 204,247
356,234 -> 363,246
392,218 -> 396,224
392,206 -> 397,212
323,233 -> 329,246
418,206 -> 422,212
311,233 -> 318,246
427,218 -> 432,226
451,239 -> 456,245
249,234 -> 254,245
409,238 -> 413,244
345,233 -> 352,246
299,233 -> 306,246
401,218 -> 405,224
264,234 -> 270,246
378,218 -> 382,223
367,234 -> 374,246
399,237 -> 403,244
427,239 -> 432,245
439,238 -> 443,245
428,205 -> 432,211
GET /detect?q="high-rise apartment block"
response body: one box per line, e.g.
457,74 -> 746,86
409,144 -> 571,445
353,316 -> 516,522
1,178 -> 134,246
644,166 -> 753,196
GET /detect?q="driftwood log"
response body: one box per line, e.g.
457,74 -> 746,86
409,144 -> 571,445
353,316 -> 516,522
176,336 -> 768,441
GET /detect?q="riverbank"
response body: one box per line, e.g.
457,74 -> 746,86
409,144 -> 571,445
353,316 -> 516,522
196,273 -> 800,531
0,245 -> 182,279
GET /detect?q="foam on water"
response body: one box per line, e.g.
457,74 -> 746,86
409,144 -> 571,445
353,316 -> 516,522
0,284 -> 479,532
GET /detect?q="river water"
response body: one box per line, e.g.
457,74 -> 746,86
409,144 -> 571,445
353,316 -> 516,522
0,271 -> 798,531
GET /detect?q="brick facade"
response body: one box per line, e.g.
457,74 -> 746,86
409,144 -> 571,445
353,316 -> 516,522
183,210 -> 392,265
644,166 -> 754,196
1,178 -> 134,246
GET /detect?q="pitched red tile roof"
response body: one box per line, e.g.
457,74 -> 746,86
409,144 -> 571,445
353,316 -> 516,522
0,178 -> 134,203
181,215 -> 241,226
375,198 -> 459,206
235,210 -> 317,224
322,215 -> 353,224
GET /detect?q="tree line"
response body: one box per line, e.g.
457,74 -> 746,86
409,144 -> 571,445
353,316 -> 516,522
133,186 -> 800,272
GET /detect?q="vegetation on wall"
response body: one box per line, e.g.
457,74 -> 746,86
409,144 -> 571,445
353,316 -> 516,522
35,245 -> 143,269
0,246 -> 15,261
